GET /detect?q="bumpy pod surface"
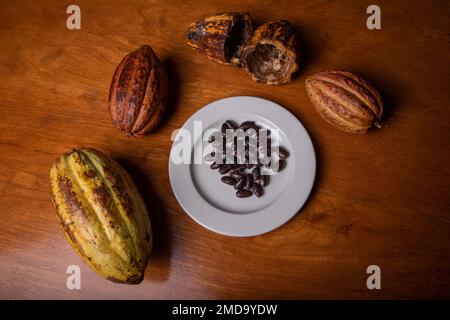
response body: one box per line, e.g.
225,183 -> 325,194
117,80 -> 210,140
306,70 -> 383,134
50,148 -> 152,284
185,12 -> 253,65
108,45 -> 168,137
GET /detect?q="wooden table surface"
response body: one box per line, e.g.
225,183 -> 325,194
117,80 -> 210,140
0,0 -> 449,299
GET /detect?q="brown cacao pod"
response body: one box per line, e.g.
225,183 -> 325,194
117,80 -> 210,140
240,20 -> 299,85
50,148 -> 152,284
305,70 -> 383,134
185,12 -> 253,65
108,45 -> 168,137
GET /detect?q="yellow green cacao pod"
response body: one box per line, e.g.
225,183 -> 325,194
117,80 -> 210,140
50,148 -> 152,284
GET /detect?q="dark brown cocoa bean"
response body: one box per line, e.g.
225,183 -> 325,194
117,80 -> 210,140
230,173 -> 243,181
240,121 -> 255,130
210,162 -> 221,169
246,174 -> 253,189
221,176 -> 236,185
231,165 -> 245,173
225,120 -> 238,130
259,175 -> 269,187
219,164 -> 233,174
236,189 -> 253,198
278,147 -> 289,159
252,166 -> 260,180
278,159 -> 286,171
251,182 -> 264,197
234,176 -> 246,190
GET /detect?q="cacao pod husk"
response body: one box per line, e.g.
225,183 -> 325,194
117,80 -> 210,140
240,20 -> 299,85
108,45 -> 168,137
50,148 -> 152,284
305,70 -> 383,134
185,12 -> 253,65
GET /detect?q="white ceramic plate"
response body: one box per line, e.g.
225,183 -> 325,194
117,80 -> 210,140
168,96 -> 316,237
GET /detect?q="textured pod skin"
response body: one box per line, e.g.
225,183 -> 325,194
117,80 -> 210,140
185,12 -> 253,65
306,70 -> 383,134
240,20 -> 299,85
108,45 -> 168,137
50,148 -> 152,284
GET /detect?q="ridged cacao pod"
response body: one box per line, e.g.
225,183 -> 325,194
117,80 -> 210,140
108,45 -> 168,137
240,20 -> 299,85
185,12 -> 253,65
50,148 -> 152,284
305,70 -> 383,134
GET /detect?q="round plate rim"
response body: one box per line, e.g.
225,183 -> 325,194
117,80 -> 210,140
168,96 -> 316,237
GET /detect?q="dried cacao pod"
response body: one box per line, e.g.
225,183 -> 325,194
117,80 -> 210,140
50,148 -> 152,284
108,45 -> 168,137
305,70 -> 383,134
240,20 -> 299,85
185,12 -> 253,65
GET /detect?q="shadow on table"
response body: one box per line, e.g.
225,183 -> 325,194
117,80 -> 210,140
117,158 -> 172,283
352,68 -> 405,123
161,57 -> 182,129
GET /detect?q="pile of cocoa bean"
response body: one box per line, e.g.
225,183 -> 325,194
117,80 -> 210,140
205,120 -> 289,198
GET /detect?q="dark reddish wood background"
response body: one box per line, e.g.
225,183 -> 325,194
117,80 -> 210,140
0,0 -> 449,299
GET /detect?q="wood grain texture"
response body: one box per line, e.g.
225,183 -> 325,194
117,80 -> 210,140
0,0 -> 449,299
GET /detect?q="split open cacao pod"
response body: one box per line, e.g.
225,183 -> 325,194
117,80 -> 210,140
240,20 -> 299,85
185,12 -> 253,65
108,45 -> 168,137
50,148 -> 152,284
306,70 -> 383,134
